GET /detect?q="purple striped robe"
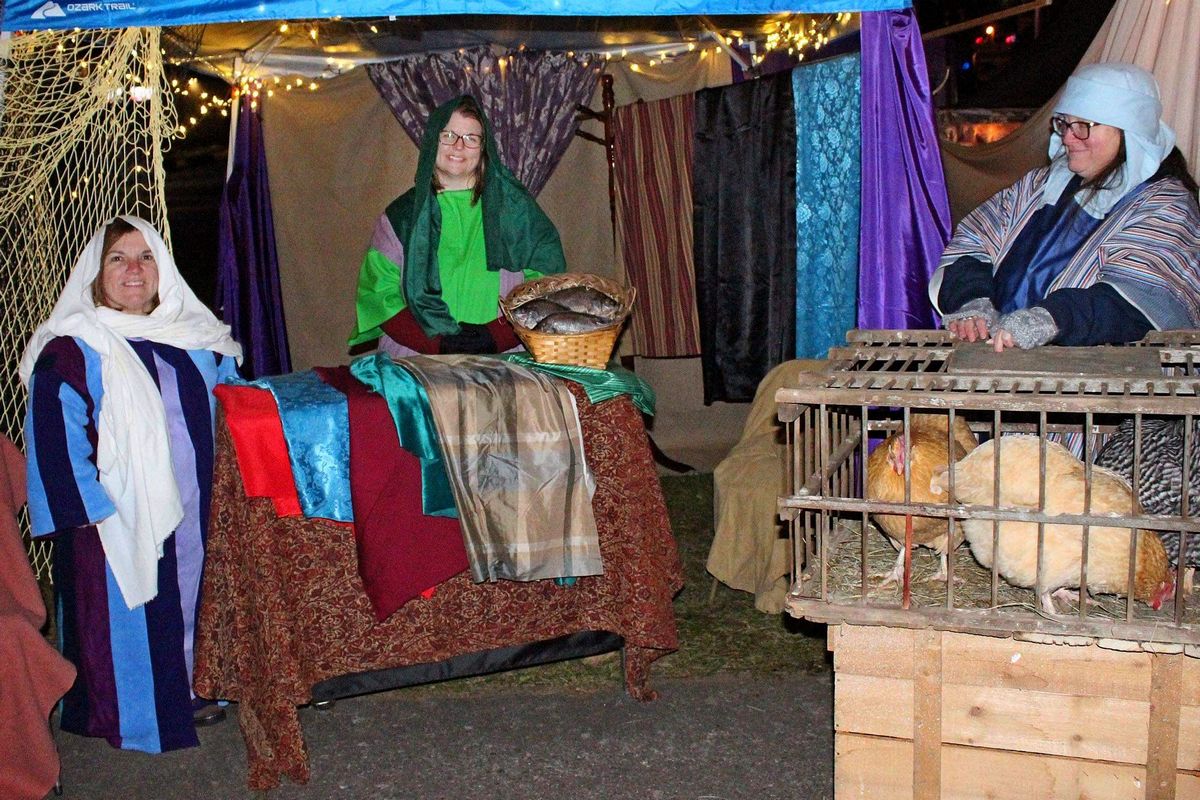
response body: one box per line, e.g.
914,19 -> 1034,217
24,336 -> 235,753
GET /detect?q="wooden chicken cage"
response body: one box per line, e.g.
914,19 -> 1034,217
776,330 -> 1200,800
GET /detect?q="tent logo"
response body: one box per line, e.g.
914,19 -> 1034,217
31,1 -> 67,17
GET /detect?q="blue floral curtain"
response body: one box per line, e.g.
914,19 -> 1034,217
366,47 -> 601,196
793,53 -> 861,359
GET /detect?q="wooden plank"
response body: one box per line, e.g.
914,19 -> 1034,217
913,629 -> 942,800
942,632 -> 1153,701
941,744 -> 1147,799
836,674 -> 912,739
1147,654 -> 1183,799
1181,657 -> 1200,707
1178,707 -> 1200,771
832,624 -> 915,679
1179,773 -> 1200,797
835,732 -> 913,800
943,684 -> 1150,765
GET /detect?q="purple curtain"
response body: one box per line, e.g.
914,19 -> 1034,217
216,98 -> 291,378
367,47 -> 600,196
857,9 -> 953,330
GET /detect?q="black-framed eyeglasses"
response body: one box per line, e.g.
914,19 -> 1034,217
437,130 -> 483,149
1050,116 -> 1100,140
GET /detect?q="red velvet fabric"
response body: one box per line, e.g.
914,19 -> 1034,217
193,385 -> 682,790
380,307 -> 442,354
314,366 -> 467,620
0,435 -> 76,800
213,384 -> 302,517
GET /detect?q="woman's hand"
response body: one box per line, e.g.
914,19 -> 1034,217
989,328 -> 1017,352
942,297 -> 999,342
948,316 -> 992,342
991,307 -> 1058,350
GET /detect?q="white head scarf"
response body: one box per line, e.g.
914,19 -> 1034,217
19,216 -> 242,609
1042,62 -> 1176,218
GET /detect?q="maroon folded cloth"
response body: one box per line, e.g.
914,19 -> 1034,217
314,366 -> 468,621
0,435 -> 77,800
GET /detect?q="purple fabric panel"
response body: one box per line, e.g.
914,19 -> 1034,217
858,9 -> 952,330
366,48 -> 601,196
217,98 -> 291,378
153,356 -> 203,694
371,212 -> 405,266
55,525 -> 119,741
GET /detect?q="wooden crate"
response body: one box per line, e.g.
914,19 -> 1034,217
830,624 -> 1200,799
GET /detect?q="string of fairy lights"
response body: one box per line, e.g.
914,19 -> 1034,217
167,12 -> 852,139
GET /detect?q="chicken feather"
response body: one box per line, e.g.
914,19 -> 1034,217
943,435 -> 1174,613
865,413 -> 977,584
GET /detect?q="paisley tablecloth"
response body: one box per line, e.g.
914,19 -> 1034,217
193,383 -> 682,789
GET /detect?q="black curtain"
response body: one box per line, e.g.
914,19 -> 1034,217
693,71 -> 797,404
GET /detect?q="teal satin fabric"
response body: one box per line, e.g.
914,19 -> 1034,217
349,353 -> 457,517
237,371 -> 354,522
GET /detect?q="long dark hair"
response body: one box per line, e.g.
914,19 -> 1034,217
1150,147 -> 1199,195
430,96 -> 488,205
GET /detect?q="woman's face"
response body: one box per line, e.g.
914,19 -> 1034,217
99,230 -> 159,315
1062,115 -> 1122,181
434,109 -> 484,191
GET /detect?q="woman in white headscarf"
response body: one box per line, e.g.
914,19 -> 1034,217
20,216 -> 242,753
930,62 -> 1200,351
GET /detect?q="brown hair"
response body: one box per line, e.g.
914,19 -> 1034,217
91,217 -> 160,312
430,96 -> 488,205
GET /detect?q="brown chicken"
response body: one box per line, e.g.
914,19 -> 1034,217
865,413 -> 978,584
940,435 -> 1175,614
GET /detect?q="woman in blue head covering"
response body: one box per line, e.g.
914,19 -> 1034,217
930,63 -> 1200,351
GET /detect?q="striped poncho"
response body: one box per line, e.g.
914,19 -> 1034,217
930,166 -> 1200,332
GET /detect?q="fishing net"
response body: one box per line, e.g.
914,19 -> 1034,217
0,27 -> 176,579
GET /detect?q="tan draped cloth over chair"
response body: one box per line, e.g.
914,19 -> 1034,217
706,359 -> 826,613
0,434 -> 76,800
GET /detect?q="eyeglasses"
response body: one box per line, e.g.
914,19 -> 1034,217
1050,116 -> 1100,140
437,130 -> 483,149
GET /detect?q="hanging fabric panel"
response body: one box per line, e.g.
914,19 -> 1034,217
792,52 -> 862,359
217,98 -> 292,378
693,71 -> 797,404
613,95 -> 702,358
366,48 -> 600,196
857,8 -> 952,330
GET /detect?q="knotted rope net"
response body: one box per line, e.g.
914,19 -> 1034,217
0,27 -> 176,578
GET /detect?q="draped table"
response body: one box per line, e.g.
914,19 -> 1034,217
192,381 -> 683,789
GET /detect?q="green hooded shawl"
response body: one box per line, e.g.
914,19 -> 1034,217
357,95 -> 566,341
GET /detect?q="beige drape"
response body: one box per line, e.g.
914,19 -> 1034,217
706,359 -> 826,613
1081,0 -> 1199,172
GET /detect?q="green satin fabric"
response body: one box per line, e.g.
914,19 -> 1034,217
498,354 -> 656,416
349,353 -> 457,517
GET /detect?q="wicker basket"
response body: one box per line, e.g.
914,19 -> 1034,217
501,273 -> 635,369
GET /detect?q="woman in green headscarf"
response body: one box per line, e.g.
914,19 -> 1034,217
350,95 -> 566,356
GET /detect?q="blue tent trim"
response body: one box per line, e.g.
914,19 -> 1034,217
3,0 -> 910,33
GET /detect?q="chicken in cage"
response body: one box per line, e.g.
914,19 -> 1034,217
778,330 -> 1200,647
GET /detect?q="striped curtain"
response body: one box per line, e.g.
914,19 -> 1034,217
612,95 -> 702,357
